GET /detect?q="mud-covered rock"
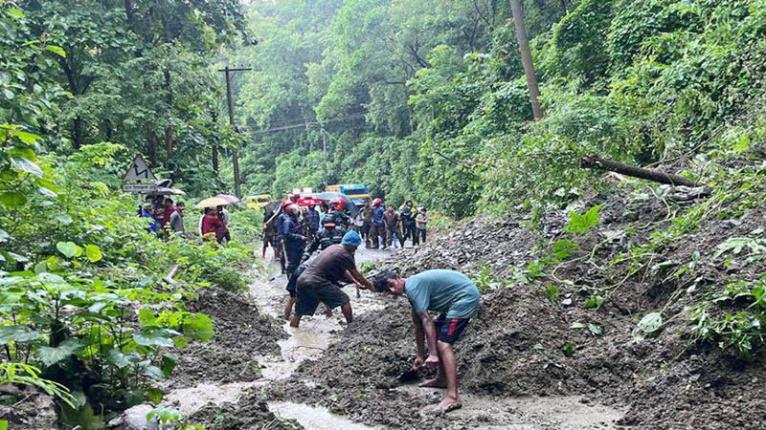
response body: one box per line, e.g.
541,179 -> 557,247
0,387 -> 58,430
189,394 -> 302,430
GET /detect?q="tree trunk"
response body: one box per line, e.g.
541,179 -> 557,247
580,155 -> 706,188
212,143 -> 219,175
510,0 -> 543,120
163,68 -> 173,157
72,117 -> 83,149
147,129 -> 159,166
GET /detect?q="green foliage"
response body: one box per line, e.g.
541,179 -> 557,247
689,278 -> 766,359
471,264 -> 505,293
584,294 -> 606,310
544,283 -> 559,304
0,362 -> 76,407
564,205 -> 602,235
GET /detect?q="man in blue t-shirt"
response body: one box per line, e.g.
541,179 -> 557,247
373,269 -> 480,413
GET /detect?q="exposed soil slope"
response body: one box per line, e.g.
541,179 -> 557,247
276,184 -> 766,429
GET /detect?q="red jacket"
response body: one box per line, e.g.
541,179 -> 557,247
201,214 -> 224,241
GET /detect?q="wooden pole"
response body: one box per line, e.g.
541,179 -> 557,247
510,0 -> 543,120
219,66 -> 252,198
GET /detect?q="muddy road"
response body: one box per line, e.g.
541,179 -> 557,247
152,245 -> 623,430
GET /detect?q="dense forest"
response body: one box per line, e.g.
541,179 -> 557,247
231,0 -> 766,218
3,0 -> 766,429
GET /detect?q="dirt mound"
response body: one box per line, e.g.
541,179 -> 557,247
383,216 -> 543,277
170,287 -> 286,388
189,394 -> 303,430
277,188 -> 766,429
0,386 -> 57,430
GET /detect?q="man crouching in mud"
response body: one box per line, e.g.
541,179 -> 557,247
290,231 -> 373,328
373,269 -> 480,413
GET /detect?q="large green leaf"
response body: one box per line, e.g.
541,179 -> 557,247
134,328 -> 179,348
564,205 -> 601,235
106,349 -> 135,369
56,241 -> 83,258
160,353 -> 178,378
0,325 -> 41,345
636,312 -> 663,338
182,313 -> 214,341
37,339 -> 83,366
85,244 -> 103,262
0,192 -> 27,208
0,229 -> 9,243
10,157 -> 42,177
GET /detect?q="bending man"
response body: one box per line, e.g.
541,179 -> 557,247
291,231 -> 372,328
372,269 -> 480,412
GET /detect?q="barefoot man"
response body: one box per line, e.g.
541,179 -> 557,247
290,231 -> 373,328
373,269 -> 480,412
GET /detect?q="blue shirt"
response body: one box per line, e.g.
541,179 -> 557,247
279,214 -> 304,244
305,208 -> 320,231
372,206 -> 385,226
405,270 -> 480,319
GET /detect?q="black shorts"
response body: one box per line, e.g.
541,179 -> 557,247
295,276 -> 350,316
435,315 -> 471,344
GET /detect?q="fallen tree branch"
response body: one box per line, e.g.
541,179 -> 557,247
581,155 -> 706,188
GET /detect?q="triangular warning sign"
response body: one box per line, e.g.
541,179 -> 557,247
123,154 -> 156,183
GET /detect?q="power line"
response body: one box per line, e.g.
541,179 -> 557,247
249,113 -> 366,135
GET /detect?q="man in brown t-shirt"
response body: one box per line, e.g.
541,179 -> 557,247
290,231 -> 373,328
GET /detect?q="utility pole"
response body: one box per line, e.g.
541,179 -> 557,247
219,65 -> 252,197
510,0 -> 543,120
322,129 -> 328,188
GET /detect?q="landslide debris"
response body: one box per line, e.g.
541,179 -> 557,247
169,286 -> 286,388
276,185 -> 766,430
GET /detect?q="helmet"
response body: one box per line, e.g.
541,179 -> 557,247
285,204 -> 299,215
341,231 -> 362,248
373,198 -> 383,206
334,199 -> 347,210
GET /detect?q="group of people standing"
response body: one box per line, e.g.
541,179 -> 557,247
138,195 -> 233,244
355,199 -> 428,249
139,196 -> 185,238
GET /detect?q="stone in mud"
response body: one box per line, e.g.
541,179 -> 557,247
0,387 -> 57,430
112,404 -> 156,430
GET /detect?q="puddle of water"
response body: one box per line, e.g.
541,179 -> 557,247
395,385 -> 622,429
268,401 -> 380,430
252,247 -> 391,380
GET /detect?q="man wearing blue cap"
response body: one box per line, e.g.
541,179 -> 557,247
290,231 -> 373,328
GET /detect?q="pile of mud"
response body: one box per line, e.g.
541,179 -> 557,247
170,286 -> 286,388
189,395 -> 303,430
0,386 -> 57,430
382,216 -> 543,277
282,187 -> 766,429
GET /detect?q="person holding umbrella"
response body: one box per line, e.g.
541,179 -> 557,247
201,207 -> 225,242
